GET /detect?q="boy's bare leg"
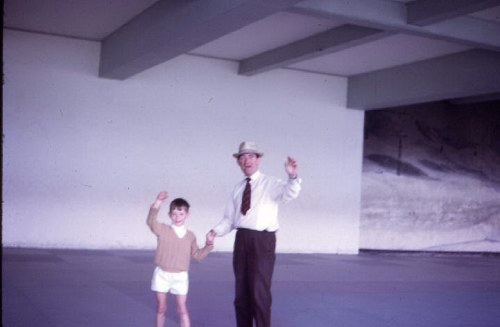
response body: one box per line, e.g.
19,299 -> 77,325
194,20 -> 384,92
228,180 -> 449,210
156,292 -> 168,327
175,294 -> 190,327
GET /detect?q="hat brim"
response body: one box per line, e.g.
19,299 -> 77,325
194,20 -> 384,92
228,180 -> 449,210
233,151 -> 264,158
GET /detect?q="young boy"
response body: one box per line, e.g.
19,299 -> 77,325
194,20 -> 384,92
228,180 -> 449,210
147,191 -> 215,327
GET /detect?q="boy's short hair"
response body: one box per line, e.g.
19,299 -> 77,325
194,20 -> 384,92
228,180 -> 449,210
169,198 -> 190,213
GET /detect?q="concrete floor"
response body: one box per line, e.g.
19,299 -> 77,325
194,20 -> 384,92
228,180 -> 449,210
3,247 -> 500,327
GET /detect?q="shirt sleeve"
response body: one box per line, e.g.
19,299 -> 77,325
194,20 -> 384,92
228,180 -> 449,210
274,176 -> 302,203
211,194 -> 237,236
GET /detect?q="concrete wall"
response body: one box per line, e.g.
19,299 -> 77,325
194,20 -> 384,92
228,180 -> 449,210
3,29 -> 365,253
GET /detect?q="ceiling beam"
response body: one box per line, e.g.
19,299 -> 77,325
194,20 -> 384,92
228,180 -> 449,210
99,0 -> 302,80
449,92 -> 500,105
290,0 -> 500,51
407,0 -> 500,26
239,24 -> 392,76
347,49 -> 500,110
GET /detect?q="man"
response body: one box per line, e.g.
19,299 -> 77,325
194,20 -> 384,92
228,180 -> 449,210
209,141 -> 302,327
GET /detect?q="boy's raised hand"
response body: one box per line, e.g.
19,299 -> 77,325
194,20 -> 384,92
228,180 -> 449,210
156,191 -> 168,201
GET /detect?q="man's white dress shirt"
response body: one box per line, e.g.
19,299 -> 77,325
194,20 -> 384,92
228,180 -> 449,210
212,171 -> 301,236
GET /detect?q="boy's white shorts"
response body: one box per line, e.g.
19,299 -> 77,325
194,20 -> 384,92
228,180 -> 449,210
151,267 -> 189,295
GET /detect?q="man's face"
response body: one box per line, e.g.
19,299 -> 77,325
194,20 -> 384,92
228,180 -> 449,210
237,153 -> 261,176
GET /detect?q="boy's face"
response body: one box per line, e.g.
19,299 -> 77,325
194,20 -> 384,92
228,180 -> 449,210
169,206 -> 188,226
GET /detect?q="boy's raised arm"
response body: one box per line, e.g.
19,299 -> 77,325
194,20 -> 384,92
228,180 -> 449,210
153,191 -> 168,209
147,191 -> 169,233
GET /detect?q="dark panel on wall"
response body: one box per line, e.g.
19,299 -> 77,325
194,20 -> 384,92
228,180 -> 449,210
360,100 -> 500,252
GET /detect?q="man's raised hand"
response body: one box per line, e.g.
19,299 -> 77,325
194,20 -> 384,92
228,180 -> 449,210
285,156 -> 298,178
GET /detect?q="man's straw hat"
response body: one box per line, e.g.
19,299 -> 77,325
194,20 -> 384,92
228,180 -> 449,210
233,141 -> 264,158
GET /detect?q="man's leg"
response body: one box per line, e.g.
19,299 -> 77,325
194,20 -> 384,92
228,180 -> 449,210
233,230 -> 253,327
250,232 -> 276,327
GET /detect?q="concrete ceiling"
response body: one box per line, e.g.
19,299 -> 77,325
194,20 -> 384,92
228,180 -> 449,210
4,0 -> 500,109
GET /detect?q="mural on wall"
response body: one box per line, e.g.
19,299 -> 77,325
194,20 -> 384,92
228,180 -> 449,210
360,100 -> 500,252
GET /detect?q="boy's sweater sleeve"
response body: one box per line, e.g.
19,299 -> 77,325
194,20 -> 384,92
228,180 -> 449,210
190,236 -> 214,261
146,207 -> 161,236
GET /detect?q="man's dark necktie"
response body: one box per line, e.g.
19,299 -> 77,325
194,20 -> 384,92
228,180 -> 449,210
241,177 -> 251,215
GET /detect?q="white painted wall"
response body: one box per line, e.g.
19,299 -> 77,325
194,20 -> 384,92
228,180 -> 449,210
3,29 -> 364,254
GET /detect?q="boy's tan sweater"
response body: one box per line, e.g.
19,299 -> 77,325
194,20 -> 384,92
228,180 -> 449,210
147,207 -> 213,273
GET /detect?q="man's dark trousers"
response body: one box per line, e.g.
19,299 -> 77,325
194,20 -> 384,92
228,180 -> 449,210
233,228 -> 276,327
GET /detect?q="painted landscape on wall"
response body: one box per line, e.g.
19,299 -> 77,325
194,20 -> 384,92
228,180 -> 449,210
360,100 -> 500,252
